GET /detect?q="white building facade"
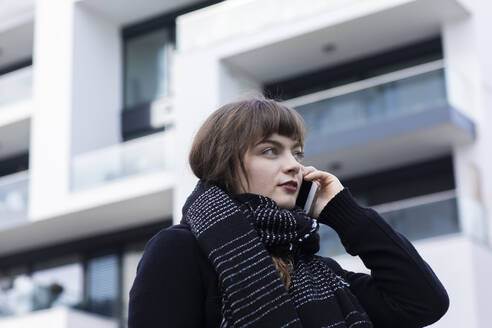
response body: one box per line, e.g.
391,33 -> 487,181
0,0 -> 491,327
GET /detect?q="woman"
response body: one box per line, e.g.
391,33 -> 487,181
129,98 -> 449,328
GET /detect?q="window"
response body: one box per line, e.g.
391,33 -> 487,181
87,254 -> 119,318
124,28 -> 172,109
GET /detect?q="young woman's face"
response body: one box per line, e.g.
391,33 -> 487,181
239,133 -> 304,209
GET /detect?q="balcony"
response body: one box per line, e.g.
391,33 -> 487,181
71,130 -> 174,192
0,66 -> 32,116
319,190 -> 487,257
286,61 -> 475,178
0,171 -> 28,230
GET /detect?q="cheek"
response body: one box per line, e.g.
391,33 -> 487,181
246,161 -> 277,193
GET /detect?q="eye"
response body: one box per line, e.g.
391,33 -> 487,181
294,151 -> 305,161
262,147 -> 277,155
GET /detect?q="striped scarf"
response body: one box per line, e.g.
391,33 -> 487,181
181,180 -> 372,328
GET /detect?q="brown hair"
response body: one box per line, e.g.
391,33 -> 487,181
189,98 -> 307,289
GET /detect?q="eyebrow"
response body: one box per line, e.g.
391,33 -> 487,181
257,139 -> 302,149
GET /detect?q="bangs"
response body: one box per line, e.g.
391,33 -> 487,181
243,99 -> 306,148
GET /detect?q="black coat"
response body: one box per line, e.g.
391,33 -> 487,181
129,189 -> 449,328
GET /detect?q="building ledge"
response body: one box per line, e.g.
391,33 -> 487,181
0,307 -> 117,328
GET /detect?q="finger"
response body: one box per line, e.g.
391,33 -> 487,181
304,170 -> 326,179
304,171 -> 331,183
302,166 -> 317,177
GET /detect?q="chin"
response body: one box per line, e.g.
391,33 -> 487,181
274,196 -> 296,210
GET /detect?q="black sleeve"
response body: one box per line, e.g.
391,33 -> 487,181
128,228 -> 205,328
317,188 -> 449,328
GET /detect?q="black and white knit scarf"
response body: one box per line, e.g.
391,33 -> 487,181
181,180 -> 373,328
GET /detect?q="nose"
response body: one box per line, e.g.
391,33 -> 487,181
283,153 -> 301,175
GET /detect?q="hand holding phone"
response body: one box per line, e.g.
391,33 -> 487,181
300,166 -> 345,218
295,179 -> 318,216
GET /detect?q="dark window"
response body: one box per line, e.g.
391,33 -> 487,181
87,254 -> 119,318
124,27 -> 171,109
343,155 -> 455,207
0,59 -> 32,77
0,153 -> 29,178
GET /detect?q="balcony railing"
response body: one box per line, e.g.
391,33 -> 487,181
0,276 -> 81,318
71,130 -> 174,191
286,61 -> 447,136
318,190 -> 484,257
0,171 -> 29,230
0,66 -> 33,110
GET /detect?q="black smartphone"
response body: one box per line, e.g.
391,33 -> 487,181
295,180 -> 318,215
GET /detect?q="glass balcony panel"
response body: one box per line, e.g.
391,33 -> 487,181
71,131 -> 174,191
295,67 -> 447,136
319,192 -> 461,257
381,197 -> 459,241
0,66 -> 33,109
0,171 -> 29,229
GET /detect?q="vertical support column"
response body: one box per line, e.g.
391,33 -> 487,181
30,0 -> 122,220
29,0 -> 75,220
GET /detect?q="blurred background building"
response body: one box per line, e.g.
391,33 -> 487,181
0,0 -> 491,327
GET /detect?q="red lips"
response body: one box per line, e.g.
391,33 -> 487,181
279,180 -> 298,191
